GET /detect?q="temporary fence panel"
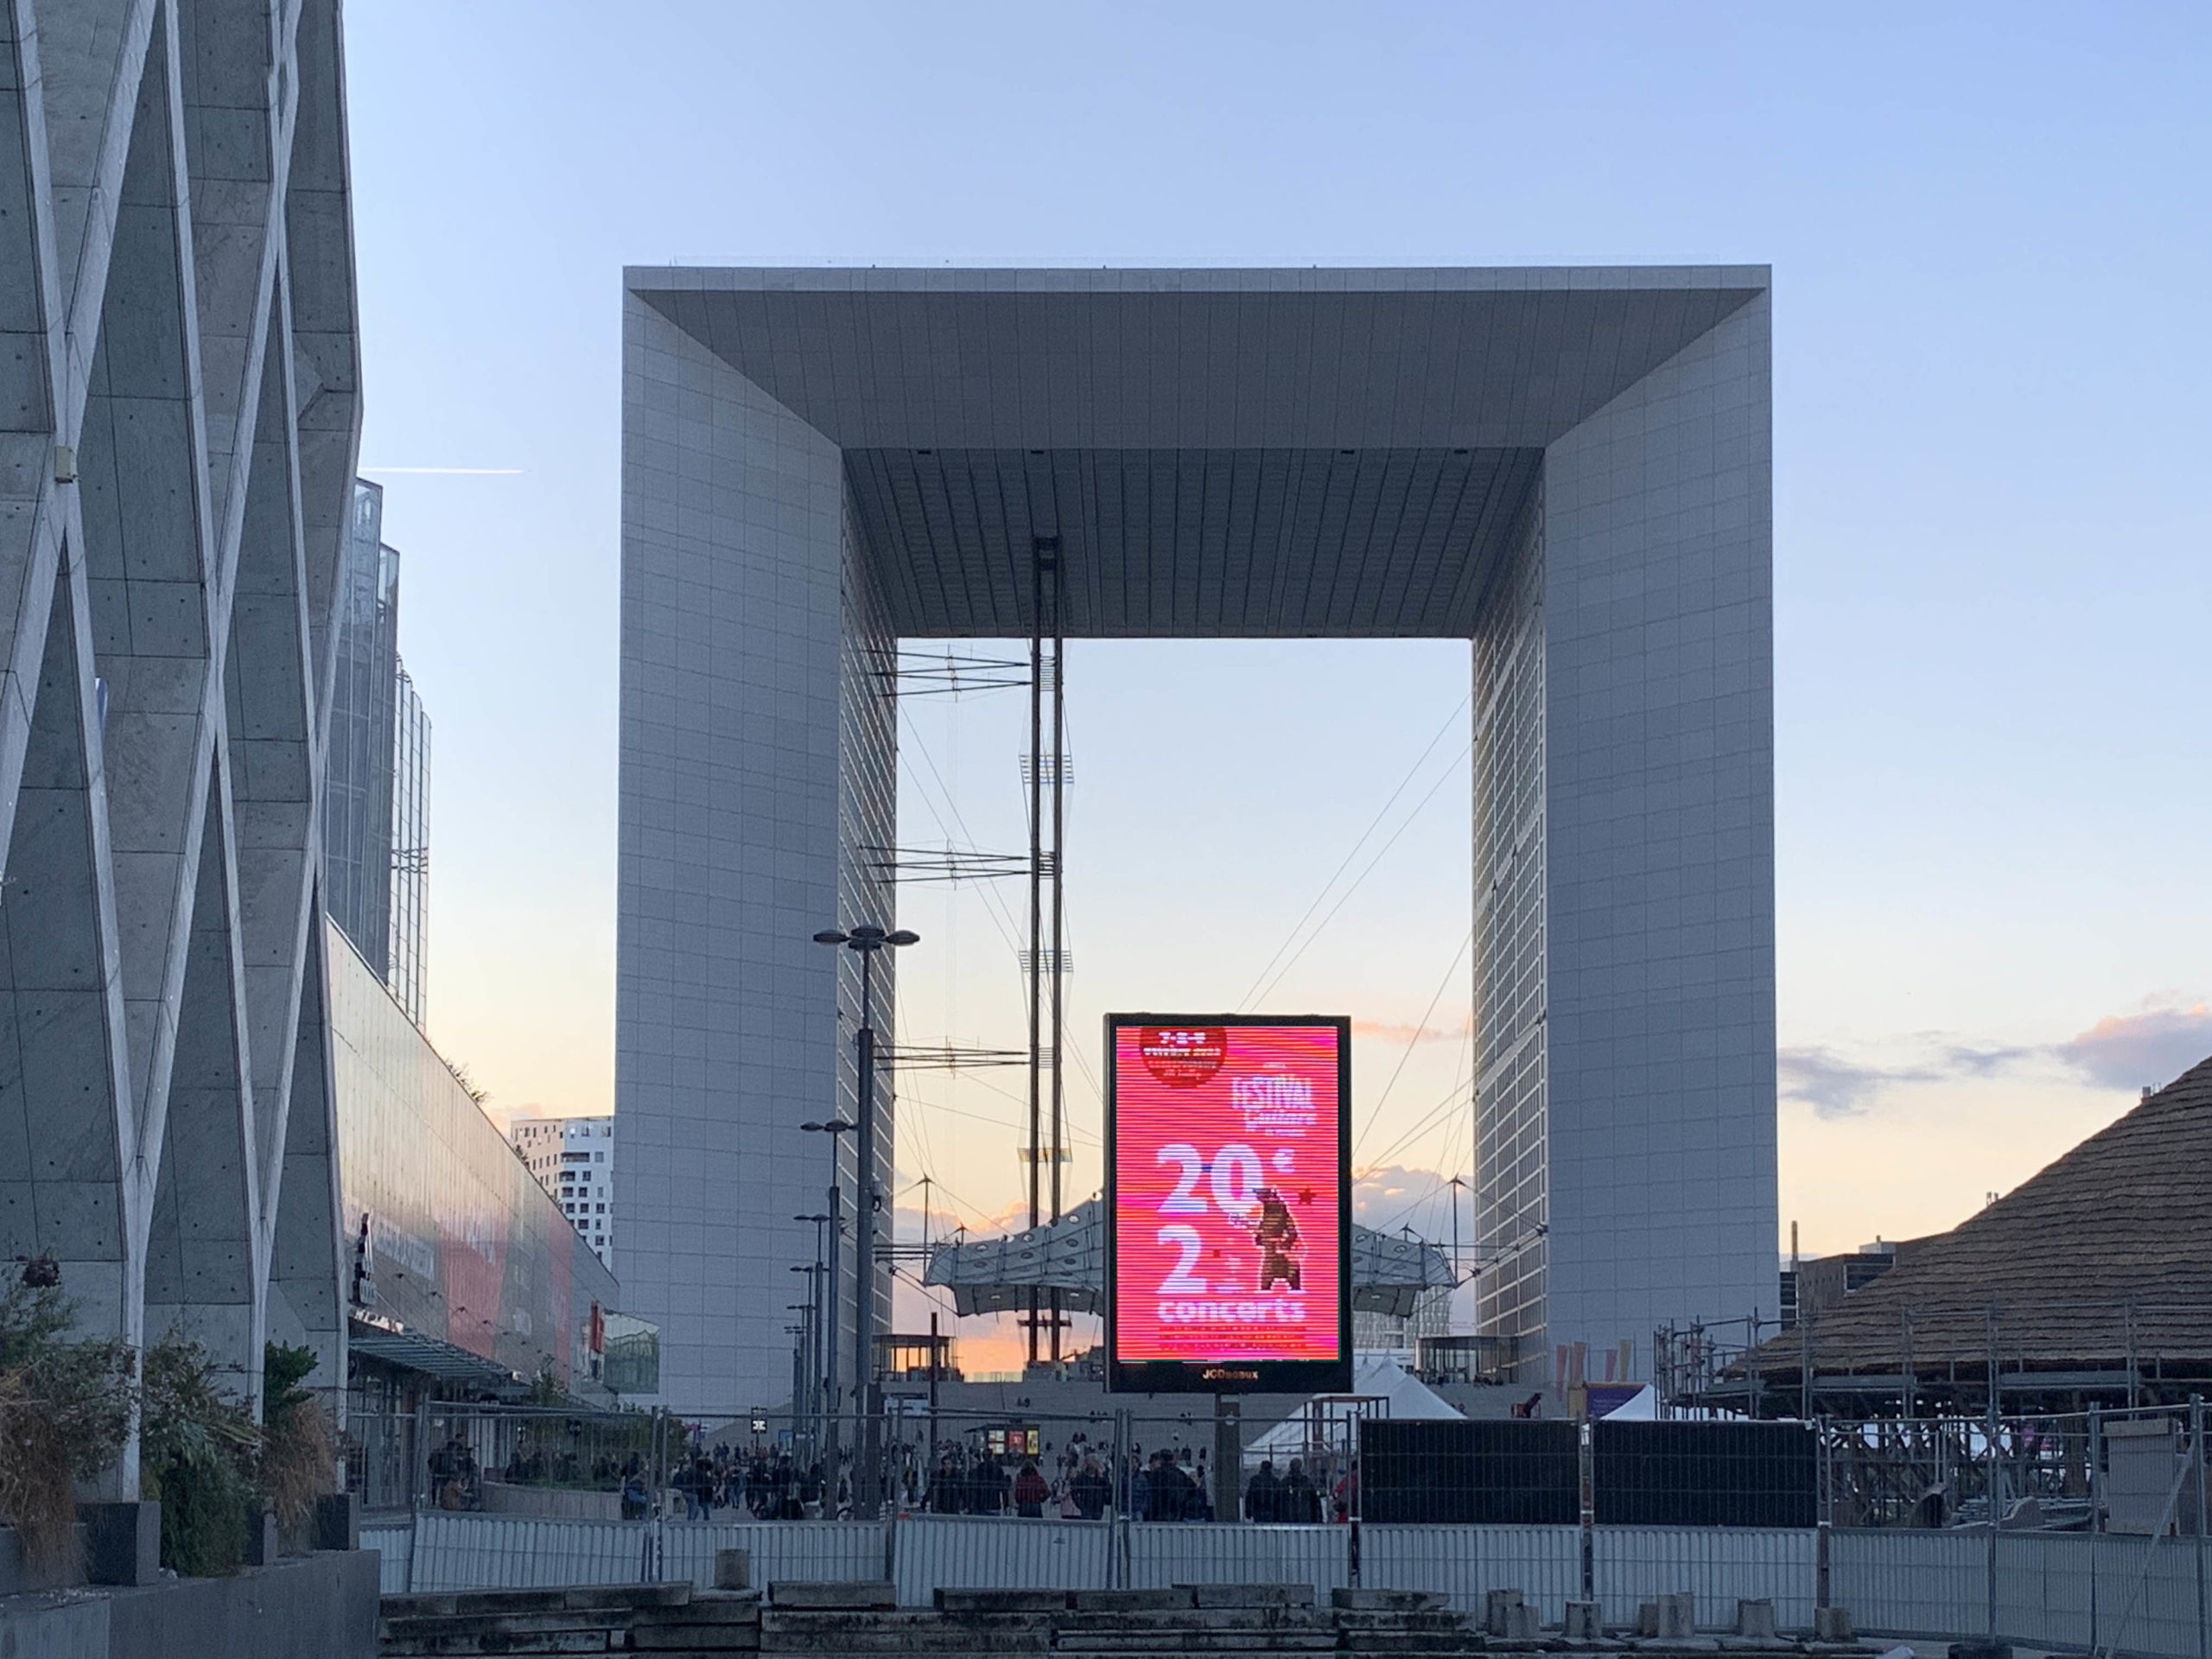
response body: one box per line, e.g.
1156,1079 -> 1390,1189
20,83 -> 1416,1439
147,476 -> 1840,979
1831,1529 -> 1986,1639
894,1516 -> 1112,1605
1835,1526 -> 2210,1659
1592,1526 -> 1816,1630
408,1511 -> 652,1591
1997,1529 -> 2094,1652
660,1519 -> 887,1591
1359,1523 -> 1582,1617
362,1522 -> 414,1594
2060,1532 -> 2205,1659
1126,1523 -> 1349,1601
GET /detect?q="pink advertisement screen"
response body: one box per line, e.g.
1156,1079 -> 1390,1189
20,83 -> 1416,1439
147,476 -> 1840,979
1109,1021 -> 1346,1366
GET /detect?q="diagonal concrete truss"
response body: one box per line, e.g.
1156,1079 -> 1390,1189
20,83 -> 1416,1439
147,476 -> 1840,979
0,0 -> 359,1478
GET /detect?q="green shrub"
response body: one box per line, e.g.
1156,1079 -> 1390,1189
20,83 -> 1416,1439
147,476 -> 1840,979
0,1281 -> 133,1578
258,1342 -> 334,1531
139,1333 -> 258,1576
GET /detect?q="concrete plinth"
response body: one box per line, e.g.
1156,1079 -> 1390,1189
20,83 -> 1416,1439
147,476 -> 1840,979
1565,1598 -> 1604,1637
1737,1597 -> 1778,1639
1637,1592 -> 1694,1637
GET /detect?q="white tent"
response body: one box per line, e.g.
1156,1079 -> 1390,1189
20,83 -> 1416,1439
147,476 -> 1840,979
1246,1354 -> 1462,1461
1593,1382 -> 1659,1419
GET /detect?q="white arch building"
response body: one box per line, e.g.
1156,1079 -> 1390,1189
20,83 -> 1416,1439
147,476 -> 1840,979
619,266 -> 1778,1415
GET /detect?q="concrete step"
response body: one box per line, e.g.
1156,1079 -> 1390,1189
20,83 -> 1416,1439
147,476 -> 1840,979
632,1627 -> 764,1653
1053,1635 -> 1337,1654
383,1582 -> 692,1619
1074,1590 -> 1195,1612
767,1579 -> 897,1610
1055,1610 -> 1332,1635
383,1630 -> 616,1656
648,1592 -> 765,1626
939,1587 -> 1079,1613
1180,1584 -> 1316,1610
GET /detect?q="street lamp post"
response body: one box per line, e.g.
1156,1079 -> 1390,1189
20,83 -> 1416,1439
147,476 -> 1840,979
810,921 -> 918,1517
793,1213 -> 830,1456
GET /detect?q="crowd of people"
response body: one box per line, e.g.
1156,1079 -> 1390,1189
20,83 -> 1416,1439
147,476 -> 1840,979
423,1424 -> 1359,1524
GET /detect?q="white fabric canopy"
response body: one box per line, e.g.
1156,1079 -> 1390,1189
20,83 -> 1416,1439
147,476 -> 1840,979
1247,1355 -> 1462,1459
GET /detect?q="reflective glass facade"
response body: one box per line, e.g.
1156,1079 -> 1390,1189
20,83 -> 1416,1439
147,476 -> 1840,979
390,661 -> 431,1025
329,924 -> 626,1391
327,481 -> 399,976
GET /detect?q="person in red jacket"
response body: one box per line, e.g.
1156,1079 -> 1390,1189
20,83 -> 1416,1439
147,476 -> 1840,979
1012,1459 -> 1051,1518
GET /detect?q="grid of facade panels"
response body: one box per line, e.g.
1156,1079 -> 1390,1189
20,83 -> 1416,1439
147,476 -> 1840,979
389,662 -> 431,1026
616,290 -> 869,1414
1538,292 -> 1777,1376
326,481 -> 398,978
831,502 -> 900,1354
1471,484 -> 1549,1357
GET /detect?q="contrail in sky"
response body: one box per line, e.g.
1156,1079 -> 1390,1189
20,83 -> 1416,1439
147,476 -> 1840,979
362,466 -> 524,474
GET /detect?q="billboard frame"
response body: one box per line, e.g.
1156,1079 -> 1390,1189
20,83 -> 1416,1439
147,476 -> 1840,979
1103,1013 -> 1353,1395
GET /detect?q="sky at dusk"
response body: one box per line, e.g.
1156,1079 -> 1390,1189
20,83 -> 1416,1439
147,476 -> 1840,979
341,3 -> 2211,1365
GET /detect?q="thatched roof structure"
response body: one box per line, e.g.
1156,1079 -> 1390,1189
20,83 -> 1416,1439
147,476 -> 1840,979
1744,1054 -> 2212,1403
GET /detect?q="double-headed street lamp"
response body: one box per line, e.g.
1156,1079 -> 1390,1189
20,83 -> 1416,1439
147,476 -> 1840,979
809,922 -> 917,1516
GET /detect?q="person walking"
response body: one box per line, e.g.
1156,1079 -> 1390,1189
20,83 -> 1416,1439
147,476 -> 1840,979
1245,1459 -> 1282,1523
1070,1454 -> 1110,1520
1282,1458 -> 1319,1523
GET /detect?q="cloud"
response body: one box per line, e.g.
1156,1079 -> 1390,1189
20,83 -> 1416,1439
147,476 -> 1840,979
2058,1002 -> 2212,1092
1780,999 -> 2212,1118
1777,1046 -> 1940,1118
1352,1164 -> 1465,1238
1352,1018 -> 1469,1046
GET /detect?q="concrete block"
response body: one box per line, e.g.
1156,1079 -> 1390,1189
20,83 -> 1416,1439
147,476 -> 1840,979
80,1499 -> 160,1586
1948,1643 -> 2011,1659
315,1491 -> 359,1552
1564,1598 -> 1603,1637
1073,1588 -> 1194,1611
243,1503 -> 280,1566
1332,1587 -> 1445,1612
715,1546 -> 749,1589
1484,1587 -> 1522,1636
1734,1597 -> 1777,1639
652,1594 -> 762,1627
559,1583 -> 691,1610
1186,1581 -> 1314,1608
767,1580 -> 896,1610
1812,1605 -> 1853,1641
936,1586 -> 1071,1612
1484,1587 -> 1536,1637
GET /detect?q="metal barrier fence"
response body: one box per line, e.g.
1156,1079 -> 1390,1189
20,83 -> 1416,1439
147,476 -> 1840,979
1358,1523 -> 1582,1611
1831,1526 -> 2212,1657
1128,1522 -> 1349,1601
362,1522 -> 413,1594
362,1509 -> 2212,1656
893,1515 -> 1109,1603
1596,1526 -> 1818,1631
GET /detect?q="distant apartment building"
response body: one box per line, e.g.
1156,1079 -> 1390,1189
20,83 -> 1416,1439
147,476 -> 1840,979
327,479 -> 432,1026
512,1117 -> 616,1270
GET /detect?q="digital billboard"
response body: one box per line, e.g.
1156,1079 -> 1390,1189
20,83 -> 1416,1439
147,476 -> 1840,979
1104,1015 -> 1351,1394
